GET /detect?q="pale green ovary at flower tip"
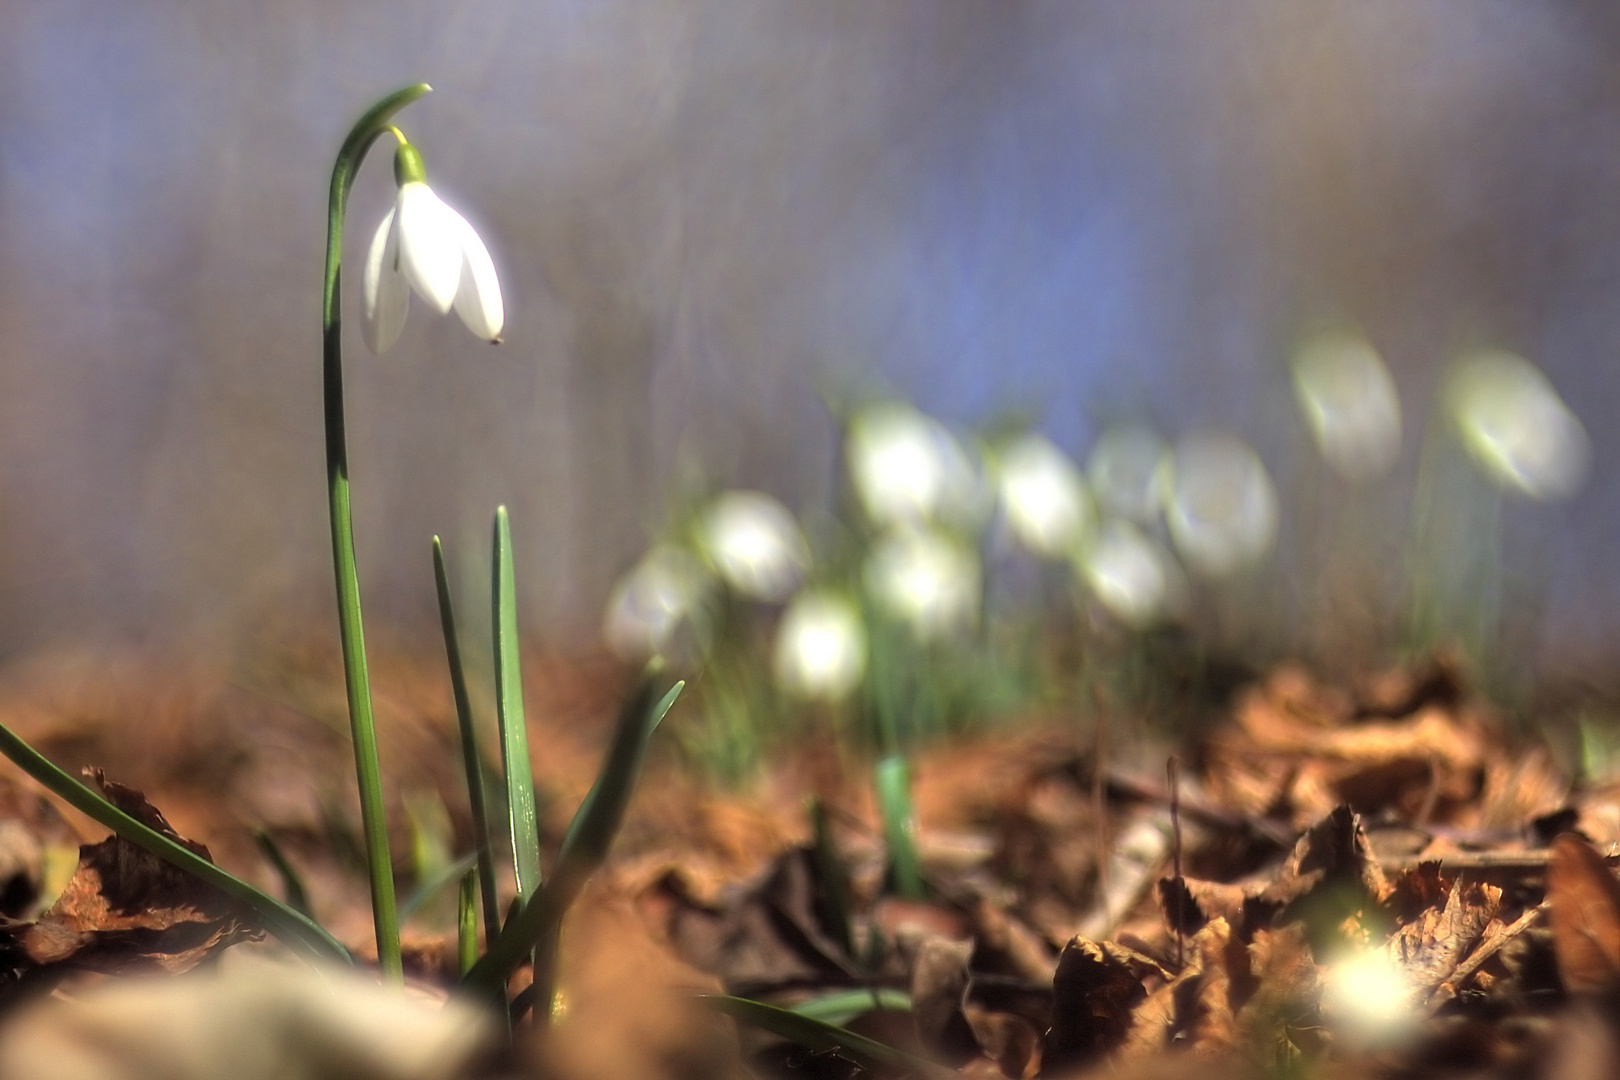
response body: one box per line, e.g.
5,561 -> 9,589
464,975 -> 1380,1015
362,148 -> 504,354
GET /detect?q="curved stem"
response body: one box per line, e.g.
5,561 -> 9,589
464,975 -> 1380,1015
321,82 -> 431,982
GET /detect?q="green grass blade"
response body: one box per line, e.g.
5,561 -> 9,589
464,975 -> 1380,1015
399,850 -> 480,921
875,755 -> 924,900
458,869 -> 478,977
433,536 -> 503,939
464,675 -> 682,997
0,723 -> 350,963
791,988 -> 912,1026
253,829 -> 313,918
700,994 -> 944,1078
492,506 -> 541,900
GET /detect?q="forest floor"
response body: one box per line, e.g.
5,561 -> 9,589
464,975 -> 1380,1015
0,639 -> 1615,1080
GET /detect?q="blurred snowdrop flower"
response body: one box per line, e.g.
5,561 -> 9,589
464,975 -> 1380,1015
602,546 -> 710,661
697,490 -> 810,602
1446,350 -> 1589,500
994,433 -> 1094,557
863,527 -> 981,638
773,591 -> 867,700
1161,433 -> 1279,578
847,404 -> 983,527
362,143 -> 503,354
1320,946 -> 1417,1045
1291,332 -> 1403,481
1085,424 -> 1169,524
1077,520 -> 1186,627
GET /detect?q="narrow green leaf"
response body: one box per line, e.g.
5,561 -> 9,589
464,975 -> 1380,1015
253,829 -> 312,918
433,536 -> 503,939
700,994 -> 944,1078
875,755 -> 924,899
400,850 -> 480,921
0,724 -> 349,963
492,506 -> 541,900
458,869 -> 478,977
791,987 -> 912,1026
464,675 -> 682,996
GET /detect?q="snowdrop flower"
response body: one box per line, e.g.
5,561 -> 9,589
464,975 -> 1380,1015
1077,520 -> 1186,627
846,404 -> 983,527
1446,350 -> 1589,500
1292,332 -> 1403,482
696,490 -> 811,602
1320,945 -> 1417,1046
362,141 -> 504,354
994,433 -> 1094,557
863,527 -> 981,639
1085,424 -> 1170,524
1161,433 -> 1279,578
602,546 -> 710,661
773,591 -> 867,700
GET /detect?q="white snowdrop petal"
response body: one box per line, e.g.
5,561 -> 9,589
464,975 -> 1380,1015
1079,520 -> 1186,627
394,183 -> 463,315
451,213 -> 504,341
1292,333 -> 1402,482
361,208 -> 410,354
997,434 -> 1092,556
1448,351 -> 1589,500
774,592 -> 867,700
602,547 -> 710,660
863,527 -> 980,638
1162,433 -> 1279,578
699,491 -> 809,602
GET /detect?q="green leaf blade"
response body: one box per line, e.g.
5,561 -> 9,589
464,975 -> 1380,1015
492,506 -> 541,900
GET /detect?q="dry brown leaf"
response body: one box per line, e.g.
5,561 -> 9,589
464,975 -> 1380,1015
1547,832 -> 1620,995
1043,937 -> 1163,1074
909,935 -> 977,1065
1122,918 -> 1238,1061
1388,878 -> 1501,994
1233,925 -> 1324,1063
17,771 -> 260,976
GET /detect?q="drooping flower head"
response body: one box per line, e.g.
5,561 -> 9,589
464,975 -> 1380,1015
695,490 -> 811,602
1446,350 -> 1589,500
773,590 -> 867,701
993,432 -> 1094,557
1291,331 -> 1403,482
362,139 -> 504,353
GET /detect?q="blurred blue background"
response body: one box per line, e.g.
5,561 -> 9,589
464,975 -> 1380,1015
2,1 -> 1619,681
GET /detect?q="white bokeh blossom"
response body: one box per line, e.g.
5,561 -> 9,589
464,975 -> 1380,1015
1292,332 -> 1403,482
1077,520 -> 1186,627
863,527 -> 981,639
773,591 -> 867,700
602,546 -> 711,661
994,433 -> 1094,557
362,149 -> 504,354
1160,433 -> 1279,578
697,490 -> 811,602
1446,350 -> 1589,500
846,404 -> 983,527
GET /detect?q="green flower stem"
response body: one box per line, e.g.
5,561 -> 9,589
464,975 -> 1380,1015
321,82 -> 431,981
0,723 -> 349,963
433,537 -> 503,942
